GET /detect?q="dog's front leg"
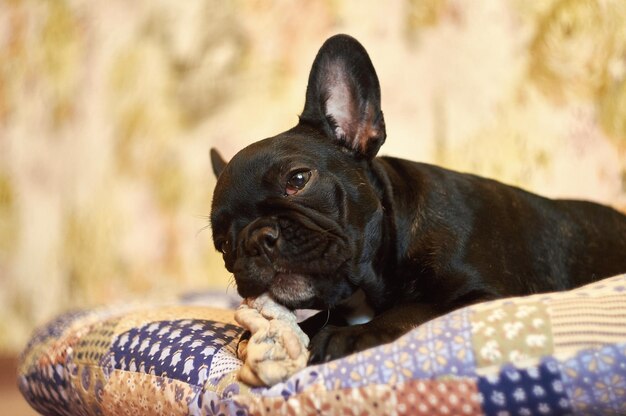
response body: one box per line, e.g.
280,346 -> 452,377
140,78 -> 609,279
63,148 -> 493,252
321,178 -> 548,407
307,302 -> 441,364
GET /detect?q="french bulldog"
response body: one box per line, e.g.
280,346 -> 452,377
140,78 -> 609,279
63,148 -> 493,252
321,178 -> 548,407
210,34 -> 626,364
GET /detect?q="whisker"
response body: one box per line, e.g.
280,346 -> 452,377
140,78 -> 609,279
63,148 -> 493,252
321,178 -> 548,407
193,214 -> 211,221
226,276 -> 237,293
196,223 -> 212,238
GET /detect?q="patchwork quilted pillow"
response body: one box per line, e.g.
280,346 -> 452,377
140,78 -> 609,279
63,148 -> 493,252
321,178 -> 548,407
19,274 -> 626,415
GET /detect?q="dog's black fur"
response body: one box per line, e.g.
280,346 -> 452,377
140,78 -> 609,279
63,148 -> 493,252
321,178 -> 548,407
210,34 -> 626,364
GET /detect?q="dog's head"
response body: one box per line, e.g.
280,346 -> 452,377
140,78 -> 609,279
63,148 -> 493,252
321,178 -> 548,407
210,35 -> 387,309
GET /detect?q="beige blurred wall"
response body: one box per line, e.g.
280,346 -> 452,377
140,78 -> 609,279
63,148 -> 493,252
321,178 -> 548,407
0,0 -> 625,353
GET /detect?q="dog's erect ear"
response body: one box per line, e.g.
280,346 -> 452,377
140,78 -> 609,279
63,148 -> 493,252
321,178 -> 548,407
299,34 -> 386,159
210,148 -> 228,178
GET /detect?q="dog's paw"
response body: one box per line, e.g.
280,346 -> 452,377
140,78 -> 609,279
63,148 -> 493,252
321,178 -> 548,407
308,324 -> 383,364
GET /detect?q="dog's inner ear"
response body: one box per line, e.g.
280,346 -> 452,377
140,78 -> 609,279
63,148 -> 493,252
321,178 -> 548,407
210,148 -> 228,178
300,34 -> 386,159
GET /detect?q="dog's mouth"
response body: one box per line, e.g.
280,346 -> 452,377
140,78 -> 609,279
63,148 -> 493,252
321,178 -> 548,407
234,264 -> 356,311
267,272 -> 316,309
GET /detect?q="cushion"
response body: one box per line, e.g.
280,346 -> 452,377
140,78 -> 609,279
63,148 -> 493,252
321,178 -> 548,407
18,274 -> 626,415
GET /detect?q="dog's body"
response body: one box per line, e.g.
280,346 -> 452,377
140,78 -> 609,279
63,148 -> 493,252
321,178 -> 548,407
210,34 -> 626,363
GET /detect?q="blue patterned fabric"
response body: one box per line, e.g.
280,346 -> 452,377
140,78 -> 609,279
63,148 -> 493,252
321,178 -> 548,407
107,320 -> 242,386
478,358 -> 572,415
560,343 -> 626,415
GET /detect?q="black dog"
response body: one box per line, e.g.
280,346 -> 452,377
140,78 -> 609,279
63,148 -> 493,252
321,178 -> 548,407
210,34 -> 626,364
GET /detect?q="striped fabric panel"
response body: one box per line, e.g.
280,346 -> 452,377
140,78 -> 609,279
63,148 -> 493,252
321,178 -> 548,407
548,293 -> 626,350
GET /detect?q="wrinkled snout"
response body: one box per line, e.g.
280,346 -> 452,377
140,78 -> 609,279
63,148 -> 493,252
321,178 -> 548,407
243,222 -> 280,259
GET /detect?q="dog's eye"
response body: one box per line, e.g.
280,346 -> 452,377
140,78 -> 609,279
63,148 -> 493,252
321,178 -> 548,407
286,170 -> 312,195
217,239 -> 231,255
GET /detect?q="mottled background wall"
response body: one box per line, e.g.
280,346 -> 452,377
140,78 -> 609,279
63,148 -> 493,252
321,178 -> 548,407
1,0 -> 625,354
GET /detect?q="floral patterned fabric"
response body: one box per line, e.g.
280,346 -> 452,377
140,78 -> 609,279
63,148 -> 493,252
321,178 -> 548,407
19,275 -> 626,415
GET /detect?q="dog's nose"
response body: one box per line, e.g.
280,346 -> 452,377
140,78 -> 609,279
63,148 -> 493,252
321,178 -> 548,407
248,225 -> 280,257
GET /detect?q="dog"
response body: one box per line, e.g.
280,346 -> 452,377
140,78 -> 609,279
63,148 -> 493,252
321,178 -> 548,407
209,34 -> 626,364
